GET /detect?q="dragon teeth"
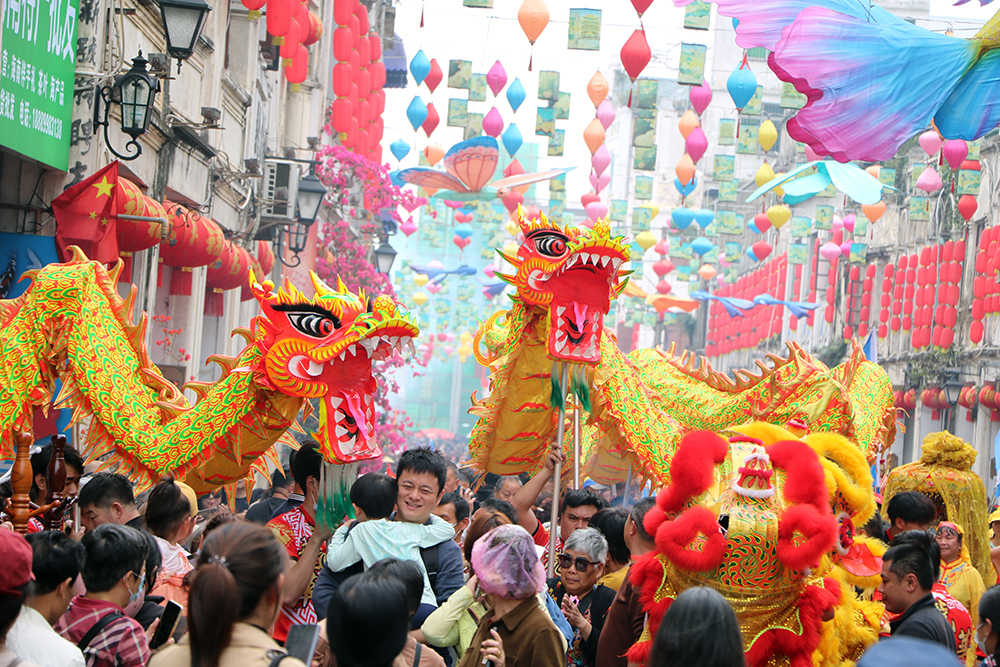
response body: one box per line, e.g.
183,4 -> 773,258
405,339 -> 416,356
335,425 -> 348,438
348,344 -> 356,357
306,360 -> 323,376
556,306 -> 566,316
331,397 -> 343,408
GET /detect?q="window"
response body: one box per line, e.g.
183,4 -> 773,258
747,47 -> 768,61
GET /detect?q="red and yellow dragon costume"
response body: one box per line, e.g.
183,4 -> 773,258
0,247 -> 418,501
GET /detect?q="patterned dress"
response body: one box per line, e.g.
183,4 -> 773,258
268,507 -> 327,642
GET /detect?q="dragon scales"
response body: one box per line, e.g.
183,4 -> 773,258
0,247 -> 418,494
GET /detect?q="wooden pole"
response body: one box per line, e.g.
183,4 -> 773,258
547,363 -> 569,578
572,409 -> 581,489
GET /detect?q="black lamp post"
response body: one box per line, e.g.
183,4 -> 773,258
93,52 -> 160,160
943,379 -> 964,406
373,242 -> 397,274
297,173 -> 327,225
156,0 -> 212,70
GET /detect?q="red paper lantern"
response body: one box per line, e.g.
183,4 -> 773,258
205,243 -> 253,316
333,27 -> 354,61
656,280 -> 672,295
971,319 -> 985,343
425,59 -> 443,93
334,0 -> 356,25
356,32 -> 370,65
332,98 -> 352,133
280,18 -> 302,60
242,0 -> 266,19
160,203 -> 225,296
285,46 -> 308,85
368,32 -> 381,61
422,102 -> 440,137
333,62 -> 353,97
620,29 -> 651,103
266,0 -> 292,37
302,11 -> 323,45
878,324 -> 888,338
653,259 -> 675,278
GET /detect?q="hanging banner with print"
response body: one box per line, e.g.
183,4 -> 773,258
568,9 -> 602,50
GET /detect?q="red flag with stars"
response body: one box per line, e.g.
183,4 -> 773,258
53,161 -> 120,263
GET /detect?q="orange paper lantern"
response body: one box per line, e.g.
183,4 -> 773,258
675,153 -> 696,186
517,0 -> 548,70
587,71 -> 609,107
583,118 -> 605,155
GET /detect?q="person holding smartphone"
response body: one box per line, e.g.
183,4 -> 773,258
150,522 -> 307,667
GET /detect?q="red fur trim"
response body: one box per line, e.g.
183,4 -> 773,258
641,505 -> 667,543
744,581 -> 840,667
655,507 -> 726,572
627,553 -> 674,665
766,440 -> 829,511
776,504 -> 838,571
658,430 -> 729,513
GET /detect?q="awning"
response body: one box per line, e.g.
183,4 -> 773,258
383,33 -> 407,89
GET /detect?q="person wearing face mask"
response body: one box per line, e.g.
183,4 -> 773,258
150,522 -> 306,667
54,524 -> 152,667
975,585 -> 1000,665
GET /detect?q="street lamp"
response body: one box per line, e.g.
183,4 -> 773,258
93,52 -> 160,160
943,379 -> 964,405
296,172 -> 327,224
280,220 -> 313,268
156,0 -> 212,69
373,242 -> 397,274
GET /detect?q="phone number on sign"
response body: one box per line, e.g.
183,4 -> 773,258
0,89 -> 63,139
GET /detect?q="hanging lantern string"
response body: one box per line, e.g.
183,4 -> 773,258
420,0 -> 425,27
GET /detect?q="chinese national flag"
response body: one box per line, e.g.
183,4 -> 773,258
53,162 -> 120,263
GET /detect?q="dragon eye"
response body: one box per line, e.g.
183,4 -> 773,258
534,234 -> 568,258
286,312 -> 339,337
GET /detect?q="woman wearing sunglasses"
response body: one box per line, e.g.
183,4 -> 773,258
547,528 -> 616,667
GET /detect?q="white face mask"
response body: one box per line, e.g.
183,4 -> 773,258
977,623 -> 991,654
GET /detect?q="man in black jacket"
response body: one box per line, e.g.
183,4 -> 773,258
879,532 -> 955,651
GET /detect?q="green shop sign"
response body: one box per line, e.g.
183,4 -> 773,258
1,0 -> 79,170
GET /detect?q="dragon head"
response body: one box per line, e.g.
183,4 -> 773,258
251,273 -> 419,464
496,206 -> 630,364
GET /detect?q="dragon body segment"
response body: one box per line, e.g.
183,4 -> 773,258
0,248 -> 417,493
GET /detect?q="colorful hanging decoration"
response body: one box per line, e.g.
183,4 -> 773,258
620,29 -> 652,106
425,59 -> 443,92
396,136 -> 572,201
587,70 -> 610,107
502,124 -> 523,157
517,0 -> 549,70
409,50 -> 430,85
390,139 -> 410,161
747,160 -> 891,206
703,0 -> 1000,161
507,78 -> 527,112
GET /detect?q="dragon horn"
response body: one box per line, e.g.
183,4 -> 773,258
494,272 -> 516,285
495,249 -> 521,267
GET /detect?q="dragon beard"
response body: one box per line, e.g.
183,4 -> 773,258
543,260 -> 614,364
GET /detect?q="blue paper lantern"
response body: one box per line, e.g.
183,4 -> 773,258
694,210 -> 715,229
502,123 -> 523,157
747,218 -> 761,234
409,50 -> 431,86
390,139 -> 410,162
674,177 -> 697,197
727,61 -> 757,110
691,237 -> 713,256
507,78 -> 526,113
671,208 -> 695,230
455,223 -> 474,240
746,246 -> 758,261
406,96 -> 428,131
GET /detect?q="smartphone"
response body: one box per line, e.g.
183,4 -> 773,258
284,623 -> 321,664
150,600 -> 183,650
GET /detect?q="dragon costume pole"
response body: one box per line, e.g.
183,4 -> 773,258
573,410 -> 581,489
623,464 -> 633,503
548,362 -> 569,578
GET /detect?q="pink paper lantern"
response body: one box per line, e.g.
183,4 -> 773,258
592,144 -> 611,176
916,166 -> 943,193
427,282 -> 443,294
820,242 -> 841,261
654,239 -> 669,255
596,100 -> 616,130
589,172 -> 611,193
685,127 -> 708,163
832,215 -> 843,232
581,192 -> 600,208
689,79 -> 712,115
840,241 -> 852,257
486,60 -> 507,97
752,241 -> 773,261
484,263 -> 496,278
918,130 -> 943,157
842,213 -> 855,233
483,107 -> 504,138
586,201 -> 609,221
400,218 -> 418,237
942,139 -> 968,170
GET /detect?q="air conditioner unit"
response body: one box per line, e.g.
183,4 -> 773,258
262,160 -> 300,221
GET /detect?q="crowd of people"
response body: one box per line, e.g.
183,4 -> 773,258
4,441 -> 1000,667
